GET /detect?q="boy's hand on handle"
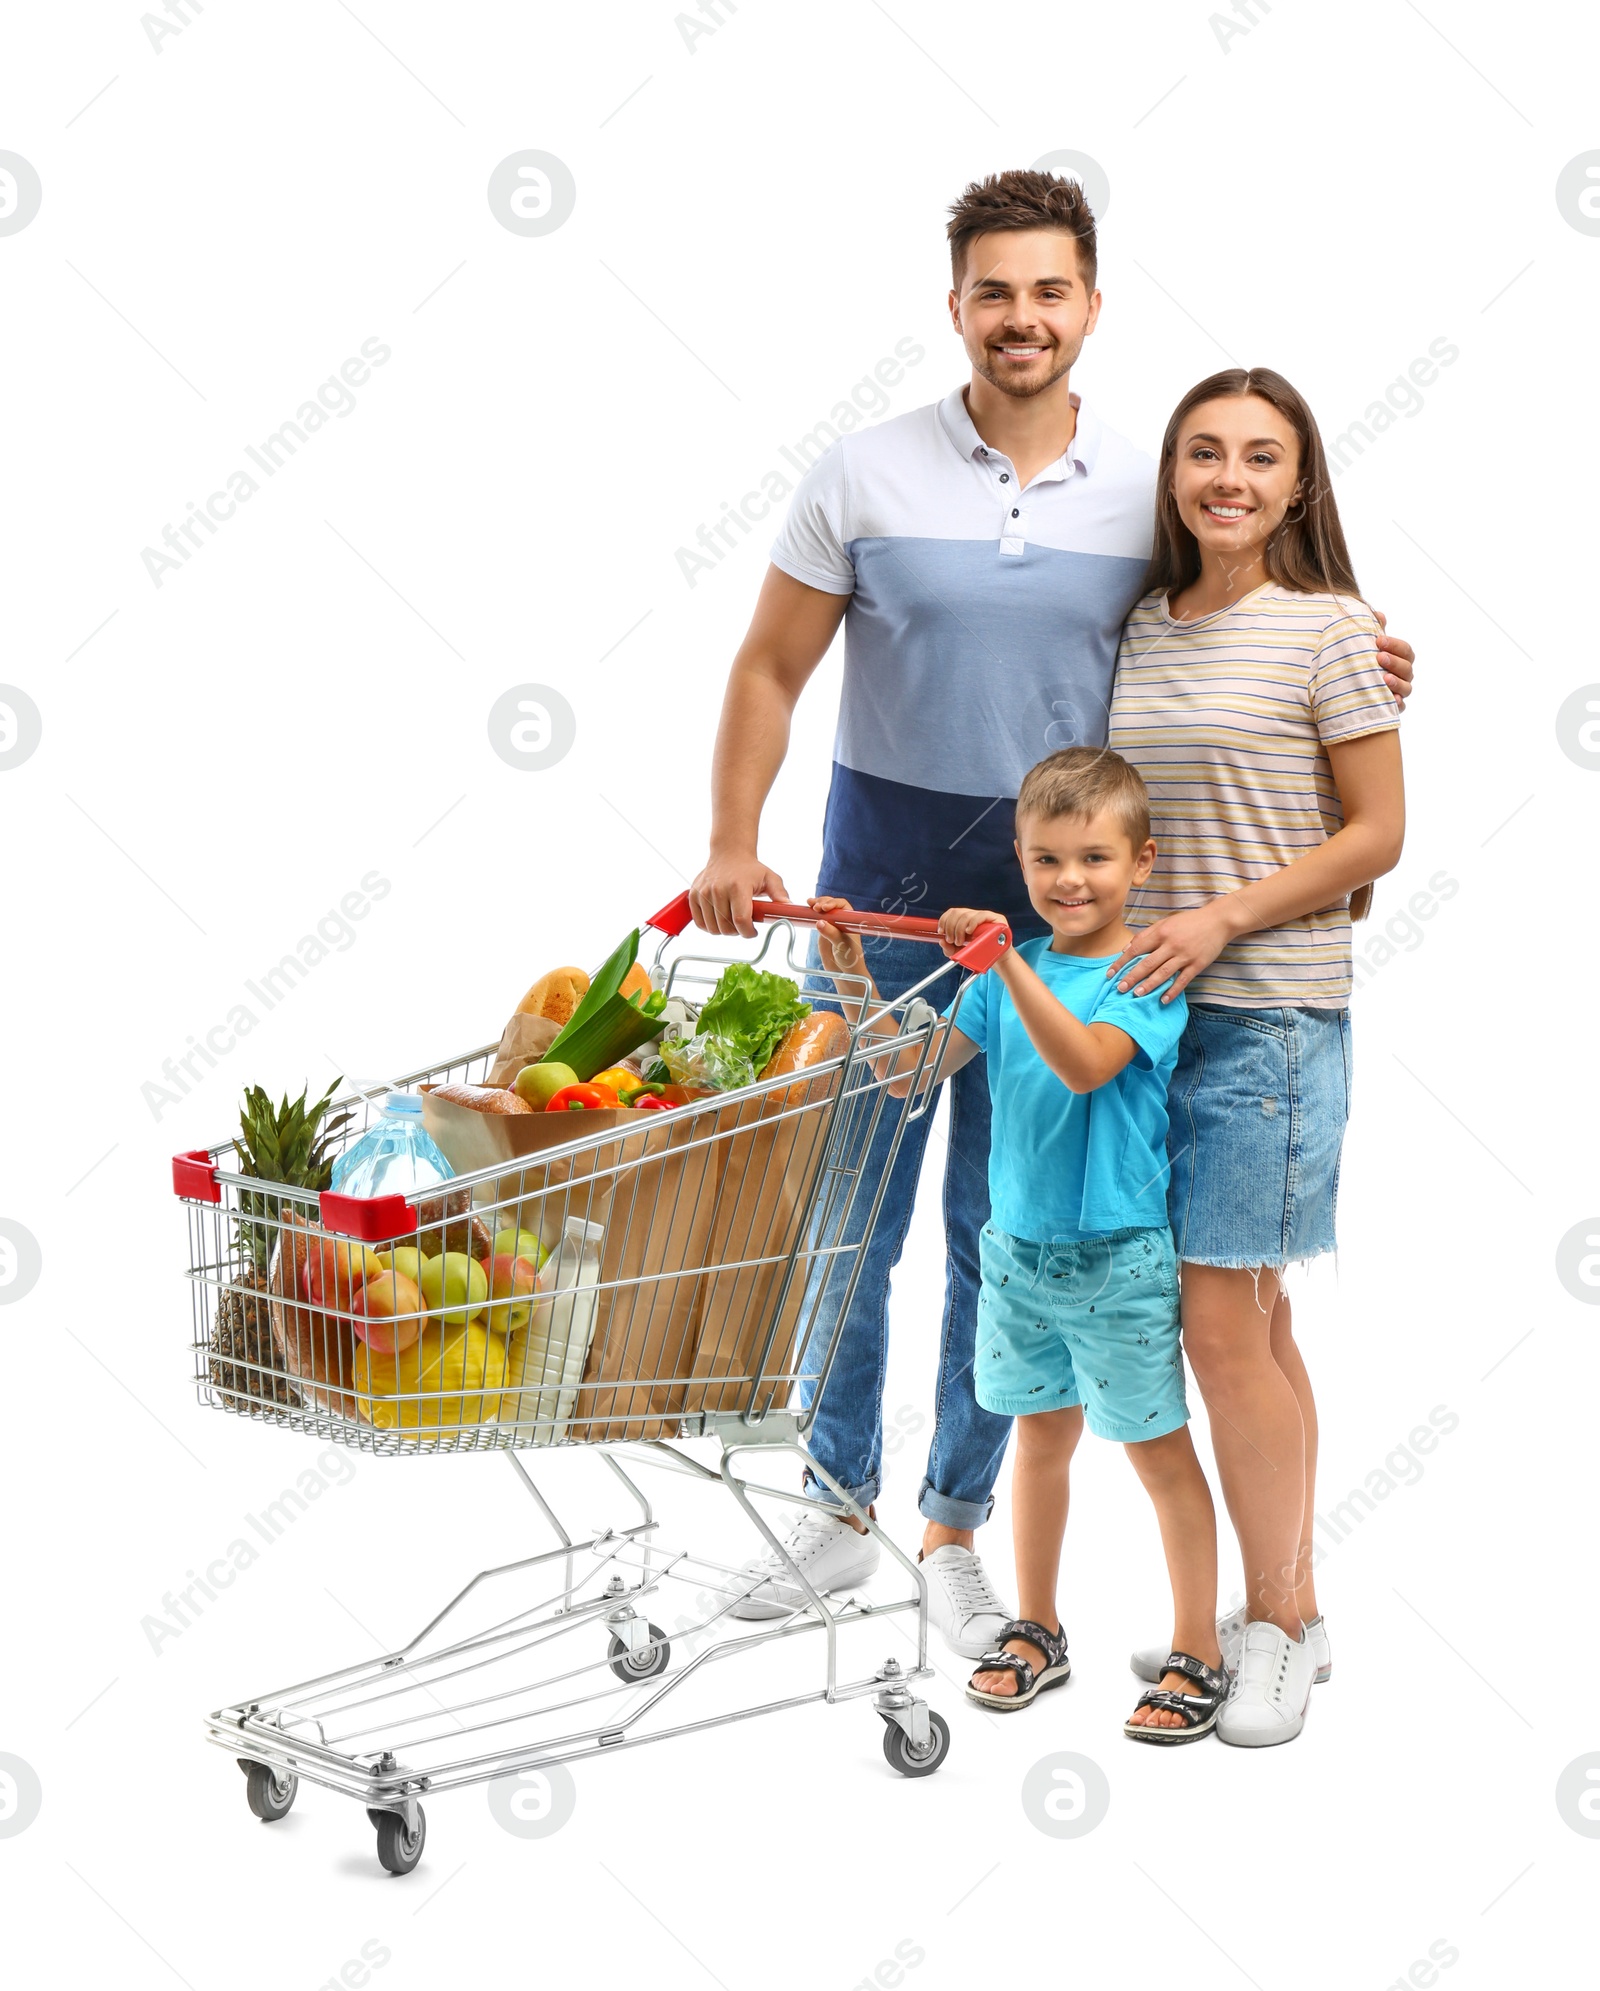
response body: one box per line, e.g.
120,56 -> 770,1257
1372,609 -> 1414,712
689,852 -> 789,939
1107,902 -> 1240,1002
939,907 -> 1007,959
808,896 -> 867,977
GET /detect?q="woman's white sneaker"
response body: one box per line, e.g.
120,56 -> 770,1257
1216,1620 -> 1316,1748
921,1545 -> 1012,1658
725,1508 -> 881,1618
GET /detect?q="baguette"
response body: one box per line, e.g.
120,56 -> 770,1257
429,1084 -> 533,1116
516,966 -> 589,1026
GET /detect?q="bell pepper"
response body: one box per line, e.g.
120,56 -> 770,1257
630,1092 -> 671,1112
590,1066 -> 643,1099
545,1082 -> 620,1113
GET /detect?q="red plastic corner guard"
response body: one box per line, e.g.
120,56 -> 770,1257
647,889 -> 693,938
172,1150 -> 222,1204
953,921 -> 1011,973
317,1190 -> 418,1244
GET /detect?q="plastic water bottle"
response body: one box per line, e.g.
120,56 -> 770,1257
331,1092 -> 455,1198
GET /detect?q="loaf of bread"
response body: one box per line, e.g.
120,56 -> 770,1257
428,1084 -> 533,1116
758,1011 -> 851,1108
516,966 -> 589,1026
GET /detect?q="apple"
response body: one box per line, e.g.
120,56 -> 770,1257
484,1253 -> 542,1334
514,1062 -> 578,1109
418,1251 -> 489,1328
379,1245 -> 429,1288
490,1227 -> 548,1271
304,1238 -> 381,1311
352,1271 -> 426,1355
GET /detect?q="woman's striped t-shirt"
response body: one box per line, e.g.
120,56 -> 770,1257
1107,583 -> 1400,1008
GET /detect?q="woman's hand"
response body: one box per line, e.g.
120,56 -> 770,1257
1372,608 -> 1414,711
808,896 -> 867,977
1107,900 -> 1243,1001
938,907 -> 1007,959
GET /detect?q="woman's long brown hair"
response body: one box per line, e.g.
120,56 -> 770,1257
1145,366 -> 1376,921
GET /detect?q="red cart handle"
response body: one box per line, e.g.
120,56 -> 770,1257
647,891 -> 1011,974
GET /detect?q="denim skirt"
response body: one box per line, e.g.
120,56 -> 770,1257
1165,1005 -> 1352,1270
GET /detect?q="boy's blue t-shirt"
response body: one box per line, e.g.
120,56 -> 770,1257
941,938 -> 1187,1243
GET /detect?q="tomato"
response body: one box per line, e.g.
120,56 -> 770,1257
545,1082 -> 620,1113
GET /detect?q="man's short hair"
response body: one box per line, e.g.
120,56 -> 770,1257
1016,747 -> 1149,848
947,169 -> 1098,292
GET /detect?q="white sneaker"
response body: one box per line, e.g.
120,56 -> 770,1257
921,1545 -> 1013,1658
725,1508 -> 881,1620
1131,1608 -> 1331,1686
1216,1620 -> 1316,1748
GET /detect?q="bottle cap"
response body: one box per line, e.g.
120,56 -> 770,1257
382,1091 -> 425,1117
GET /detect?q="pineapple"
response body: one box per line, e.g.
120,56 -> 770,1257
209,1079 -> 352,1411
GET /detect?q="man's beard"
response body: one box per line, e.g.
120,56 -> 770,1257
971,340 -> 1078,400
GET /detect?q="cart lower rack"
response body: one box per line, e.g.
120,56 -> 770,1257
178,894 -> 1009,1873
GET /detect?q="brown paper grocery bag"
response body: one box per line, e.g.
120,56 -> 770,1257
269,1207 -> 363,1420
422,1090 -> 730,1441
483,1013 -> 561,1088
686,1070 -> 840,1417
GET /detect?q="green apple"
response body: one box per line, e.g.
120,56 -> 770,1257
380,1246 -> 429,1287
491,1227 -> 548,1270
418,1251 -> 489,1327
514,1061 -> 578,1109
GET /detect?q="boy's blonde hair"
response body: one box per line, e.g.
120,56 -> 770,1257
1015,747 -> 1150,848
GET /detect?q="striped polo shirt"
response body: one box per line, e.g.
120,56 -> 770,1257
1108,583 -> 1400,1008
769,385 -> 1155,931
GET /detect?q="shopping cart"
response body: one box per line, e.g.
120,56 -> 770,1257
175,893 -> 1010,1874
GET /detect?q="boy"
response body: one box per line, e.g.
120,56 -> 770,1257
815,748 -> 1226,1740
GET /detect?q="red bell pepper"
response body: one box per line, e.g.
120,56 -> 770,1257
630,1092 -> 671,1112
545,1082 -> 620,1113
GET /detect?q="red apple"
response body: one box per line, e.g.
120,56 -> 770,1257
304,1238 -> 380,1312
484,1253 -> 541,1334
351,1270 -> 425,1355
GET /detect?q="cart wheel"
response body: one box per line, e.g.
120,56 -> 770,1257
881,1710 -> 950,1779
241,1760 -> 298,1821
374,1806 -> 426,1876
607,1625 -> 670,1682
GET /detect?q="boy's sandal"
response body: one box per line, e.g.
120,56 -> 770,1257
1124,1651 -> 1230,1744
965,1618 -> 1072,1712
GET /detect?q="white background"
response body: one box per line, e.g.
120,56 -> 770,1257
4,0 -> 1597,1984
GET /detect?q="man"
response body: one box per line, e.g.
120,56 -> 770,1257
688,169 -> 1414,1657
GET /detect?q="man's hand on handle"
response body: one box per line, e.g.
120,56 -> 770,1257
688,853 -> 790,939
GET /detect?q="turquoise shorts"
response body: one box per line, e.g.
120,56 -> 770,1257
975,1223 -> 1187,1442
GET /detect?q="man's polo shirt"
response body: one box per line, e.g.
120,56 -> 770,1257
770,385 -> 1155,931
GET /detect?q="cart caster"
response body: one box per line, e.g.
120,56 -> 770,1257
607,1624 -> 670,1682
373,1805 -> 426,1876
881,1709 -> 950,1779
238,1759 -> 298,1821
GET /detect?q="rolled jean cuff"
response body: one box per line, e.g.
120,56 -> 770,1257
917,1478 -> 995,1529
802,1465 -> 881,1512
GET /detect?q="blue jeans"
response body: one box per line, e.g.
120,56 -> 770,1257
796,936 -> 1013,1529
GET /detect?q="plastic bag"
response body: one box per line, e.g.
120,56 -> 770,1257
661,1032 -> 756,1093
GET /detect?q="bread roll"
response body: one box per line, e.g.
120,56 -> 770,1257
516,966 -> 589,1026
429,1084 -> 533,1116
619,962 -> 653,1004
759,1011 -> 851,1109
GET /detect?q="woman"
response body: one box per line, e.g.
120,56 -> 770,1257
1108,367 -> 1405,1745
